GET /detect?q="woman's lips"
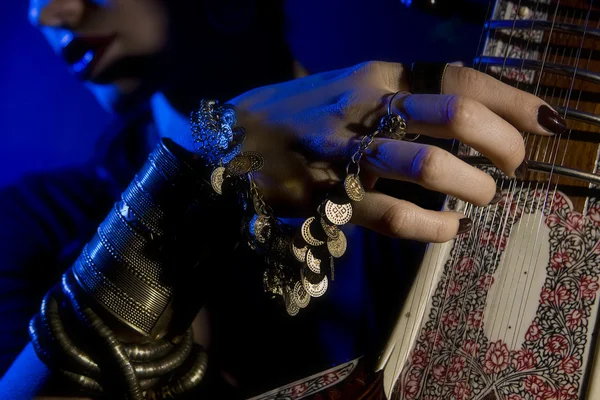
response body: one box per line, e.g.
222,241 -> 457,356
61,35 -> 116,80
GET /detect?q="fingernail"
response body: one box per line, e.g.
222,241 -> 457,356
457,218 -> 473,235
489,189 -> 502,205
515,161 -> 529,180
537,105 -> 567,135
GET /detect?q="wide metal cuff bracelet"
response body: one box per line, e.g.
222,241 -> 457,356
72,139 -> 205,338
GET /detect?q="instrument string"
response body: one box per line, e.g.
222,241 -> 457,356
501,1 -> 578,354
483,0 -> 548,349
437,192 -> 504,395
460,0 -> 555,394
432,1 -> 549,396
436,159 -> 506,394
456,1 -> 540,391
397,4 -> 507,397
390,3 -> 499,386
511,0 -> 594,362
486,0 -> 567,386
392,0 -> 598,397
434,1 -> 532,396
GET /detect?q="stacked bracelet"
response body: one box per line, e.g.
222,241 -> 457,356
29,139 -> 213,399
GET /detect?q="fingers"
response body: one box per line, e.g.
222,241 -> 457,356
362,139 -> 498,206
394,94 -> 525,175
372,61 -> 566,136
352,191 -> 469,243
442,66 -> 567,135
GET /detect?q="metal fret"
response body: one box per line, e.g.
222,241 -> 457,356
554,106 -> 600,128
475,56 -> 600,86
486,19 -> 600,39
460,156 -> 600,186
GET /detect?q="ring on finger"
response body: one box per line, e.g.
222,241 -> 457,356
379,91 -> 421,142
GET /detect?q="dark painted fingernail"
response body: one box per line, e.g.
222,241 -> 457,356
458,218 -> 473,235
515,161 -> 529,180
489,189 -> 502,205
537,105 -> 567,135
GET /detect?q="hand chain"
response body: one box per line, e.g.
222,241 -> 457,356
248,174 -> 275,218
346,129 -> 380,176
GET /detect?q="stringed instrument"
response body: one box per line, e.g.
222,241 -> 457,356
249,1 -> 600,399
376,0 -> 600,399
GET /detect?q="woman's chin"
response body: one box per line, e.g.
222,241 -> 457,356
85,78 -> 145,114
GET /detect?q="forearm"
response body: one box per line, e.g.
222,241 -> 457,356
24,137 -> 240,399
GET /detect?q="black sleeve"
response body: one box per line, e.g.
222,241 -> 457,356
0,166 -> 115,375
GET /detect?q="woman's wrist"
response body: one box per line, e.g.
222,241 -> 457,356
28,135 -> 238,398
73,138 -> 220,338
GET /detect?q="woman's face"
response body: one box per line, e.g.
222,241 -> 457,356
29,0 -> 170,112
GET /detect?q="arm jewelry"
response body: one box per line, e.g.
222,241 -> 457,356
27,98 -> 405,398
28,101 -> 243,399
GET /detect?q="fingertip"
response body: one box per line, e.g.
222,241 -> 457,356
457,217 -> 473,235
537,104 -> 567,135
466,169 -> 499,207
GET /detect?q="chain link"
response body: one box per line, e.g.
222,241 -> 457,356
248,174 -> 275,218
346,130 -> 379,176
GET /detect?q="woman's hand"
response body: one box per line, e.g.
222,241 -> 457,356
168,62 -> 564,243
223,62 -> 565,243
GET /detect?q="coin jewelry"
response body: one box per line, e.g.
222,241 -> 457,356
204,97 -> 407,316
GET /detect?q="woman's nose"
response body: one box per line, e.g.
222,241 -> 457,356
30,0 -> 86,28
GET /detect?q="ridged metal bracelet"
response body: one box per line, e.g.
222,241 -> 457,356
29,138 -> 213,398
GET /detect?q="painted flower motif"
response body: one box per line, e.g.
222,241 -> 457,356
321,373 -> 337,385
456,257 -> 474,274
479,231 -> 508,250
483,340 -> 510,375
448,356 -> 466,381
478,275 -> 495,290
566,309 -> 584,329
560,356 -> 581,375
524,375 -> 550,396
403,377 -> 420,399
550,193 -> 568,212
441,310 -> 460,328
526,322 -> 541,341
425,330 -> 443,349
565,213 -> 587,232
557,383 -> 578,400
546,334 -> 569,356
540,287 -> 553,305
579,275 -> 599,300
512,349 -> 535,371
292,382 -> 309,395
554,284 -> 573,305
411,348 -> 429,369
448,279 -> 462,296
547,214 -> 561,228
452,381 -> 471,400
432,364 -> 446,383
402,190 -> 599,400
589,203 -> 600,226
499,194 -> 523,216
467,310 -> 484,329
462,339 -> 480,355
550,251 -> 571,271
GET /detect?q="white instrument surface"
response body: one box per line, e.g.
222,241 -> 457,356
379,1 -> 600,399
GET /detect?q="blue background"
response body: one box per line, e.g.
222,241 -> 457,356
0,0 -> 486,188
0,2 -> 110,188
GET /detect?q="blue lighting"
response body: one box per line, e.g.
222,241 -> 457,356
72,50 -> 94,74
